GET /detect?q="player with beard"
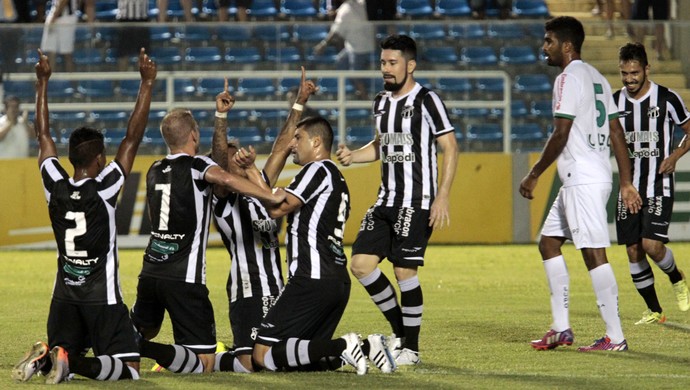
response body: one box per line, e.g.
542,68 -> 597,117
519,16 -> 642,352
336,34 -> 458,365
613,42 -> 690,325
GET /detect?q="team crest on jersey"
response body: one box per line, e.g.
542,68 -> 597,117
70,191 -> 81,200
401,105 -> 415,119
647,106 -> 660,118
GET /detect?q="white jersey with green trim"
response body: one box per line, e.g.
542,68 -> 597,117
552,60 -> 616,187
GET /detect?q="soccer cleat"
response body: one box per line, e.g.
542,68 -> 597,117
387,334 -> 402,359
395,348 -> 421,366
530,328 -> 574,350
366,334 -> 396,373
216,341 -> 229,353
45,346 -> 70,384
634,309 -> 667,325
340,332 -> 367,375
672,272 -> 690,312
151,363 -> 165,372
12,341 -> 49,382
577,336 -> 628,352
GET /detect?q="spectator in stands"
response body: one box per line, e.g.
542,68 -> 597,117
116,0 -> 151,71
366,0 -> 396,21
217,0 -> 248,22
0,95 -> 31,159
40,0 -> 78,73
470,0 -> 512,20
81,0 -> 95,22
631,0 -> 671,60
592,0 -> 631,39
157,0 -> 194,22
313,0 -> 375,99
0,0 -> 20,73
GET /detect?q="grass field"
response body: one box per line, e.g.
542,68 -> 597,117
2,244 -> 690,389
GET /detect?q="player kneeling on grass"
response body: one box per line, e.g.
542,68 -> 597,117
12,48 -> 157,383
248,117 -> 396,374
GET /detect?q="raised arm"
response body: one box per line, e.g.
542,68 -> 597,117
211,77 -> 235,171
34,49 -> 57,166
115,48 -> 157,175
263,66 -> 317,186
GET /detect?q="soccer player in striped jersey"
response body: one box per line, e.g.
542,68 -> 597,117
336,34 -> 458,365
613,42 -> 690,325
129,86 -> 285,375
12,48 -> 156,384
210,68 -> 317,373
250,116 -> 395,375
519,16 -> 642,352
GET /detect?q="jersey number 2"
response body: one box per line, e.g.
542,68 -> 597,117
64,211 -> 87,257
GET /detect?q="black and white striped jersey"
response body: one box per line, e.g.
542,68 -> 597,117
285,160 -> 350,281
141,154 -> 216,285
40,157 -> 126,305
373,82 -> 454,210
213,170 -> 284,302
614,81 -> 690,198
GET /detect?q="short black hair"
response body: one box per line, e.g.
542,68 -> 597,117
544,16 -> 585,54
297,116 -> 334,152
68,127 -> 105,168
619,42 -> 648,67
380,34 -> 417,61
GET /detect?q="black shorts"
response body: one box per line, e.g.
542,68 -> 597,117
616,196 -> 673,245
131,277 -> 216,354
47,300 -> 139,362
219,0 -> 252,8
632,0 -> 669,20
228,295 -> 278,355
352,205 -> 433,267
115,19 -> 150,58
257,277 -> 350,345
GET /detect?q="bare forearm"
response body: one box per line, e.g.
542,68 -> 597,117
351,140 -> 380,163
35,81 -> 50,140
126,82 -> 153,143
264,106 -> 303,185
212,116 -> 228,169
530,129 -> 568,177
0,122 -> 10,141
609,121 -> 633,185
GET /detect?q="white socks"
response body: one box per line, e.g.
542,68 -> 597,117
543,255 -> 570,331
589,263 -> 625,343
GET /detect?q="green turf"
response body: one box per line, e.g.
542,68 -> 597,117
2,244 -> 690,388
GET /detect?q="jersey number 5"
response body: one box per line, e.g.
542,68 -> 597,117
593,83 -> 606,128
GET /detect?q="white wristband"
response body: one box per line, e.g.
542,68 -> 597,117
215,111 -> 227,119
292,103 -> 304,112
